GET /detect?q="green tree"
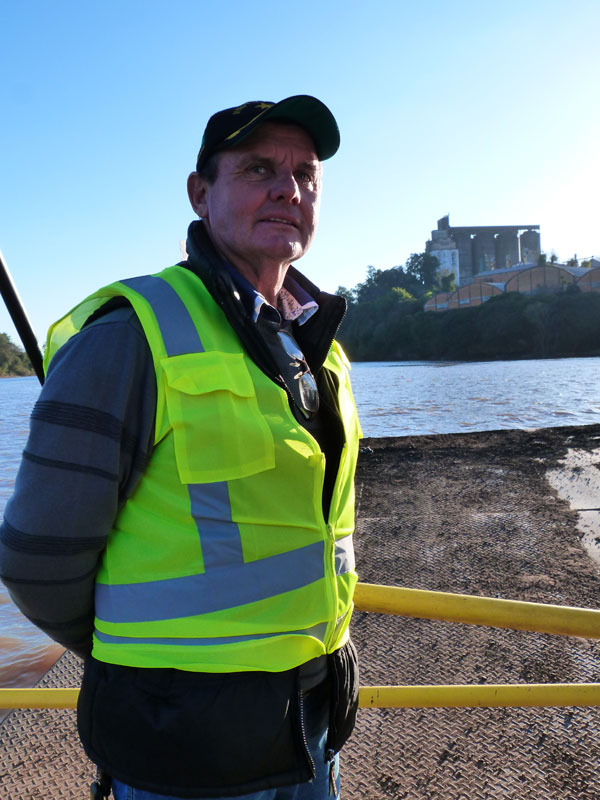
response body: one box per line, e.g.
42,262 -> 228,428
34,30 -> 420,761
551,292 -> 600,354
524,299 -> 553,357
336,261 -> 600,362
405,252 -> 440,289
338,285 -> 420,360
0,333 -> 34,377
438,271 -> 457,293
474,294 -> 528,358
353,265 -> 419,304
335,285 -> 355,304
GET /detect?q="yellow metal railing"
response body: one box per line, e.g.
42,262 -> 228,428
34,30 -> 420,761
2,682 -> 600,710
353,582 -> 600,639
0,688 -> 78,709
352,582 -> 600,707
359,683 -> 600,708
1,583 -> 599,711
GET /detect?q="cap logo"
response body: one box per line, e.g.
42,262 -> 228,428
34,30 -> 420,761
231,102 -> 271,115
224,106 -> 275,142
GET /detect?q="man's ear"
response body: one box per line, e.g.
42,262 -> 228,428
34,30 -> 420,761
187,172 -> 209,218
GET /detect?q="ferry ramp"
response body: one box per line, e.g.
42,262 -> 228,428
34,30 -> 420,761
1,425 -> 600,798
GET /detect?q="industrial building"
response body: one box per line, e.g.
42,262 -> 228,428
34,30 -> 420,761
425,265 -> 600,313
425,215 -> 541,285
423,215 -> 600,313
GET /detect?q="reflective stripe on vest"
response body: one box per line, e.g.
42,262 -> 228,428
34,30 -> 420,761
95,534 -> 354,623
94,621 -> 329,648
119,276 -> 204,356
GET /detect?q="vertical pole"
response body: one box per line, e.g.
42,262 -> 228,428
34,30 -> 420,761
0,249 -> 44,385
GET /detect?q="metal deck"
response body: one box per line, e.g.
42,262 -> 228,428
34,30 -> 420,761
2,426 -> 600,798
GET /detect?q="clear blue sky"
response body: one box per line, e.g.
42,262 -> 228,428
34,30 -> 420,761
1,0 -> 598,346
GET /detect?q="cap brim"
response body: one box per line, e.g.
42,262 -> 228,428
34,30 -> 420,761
258,95 -> 340,161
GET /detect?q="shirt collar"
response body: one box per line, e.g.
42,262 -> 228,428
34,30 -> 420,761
222,262 -> 319,325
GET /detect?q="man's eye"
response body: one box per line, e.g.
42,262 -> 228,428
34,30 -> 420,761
248,164 -> 268,176
297,171 -> 316,185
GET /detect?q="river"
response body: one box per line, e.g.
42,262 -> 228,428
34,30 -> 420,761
1,356 -> 600,697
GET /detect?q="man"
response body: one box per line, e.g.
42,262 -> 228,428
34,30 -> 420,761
0,95 -> 361,799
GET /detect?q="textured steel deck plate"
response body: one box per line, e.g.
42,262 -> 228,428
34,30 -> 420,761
2,426 -> 600,799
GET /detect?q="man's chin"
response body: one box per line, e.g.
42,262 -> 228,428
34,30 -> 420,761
257,238 -> 306,264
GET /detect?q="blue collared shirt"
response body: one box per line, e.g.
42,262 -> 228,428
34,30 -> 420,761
222,262 -> 318,326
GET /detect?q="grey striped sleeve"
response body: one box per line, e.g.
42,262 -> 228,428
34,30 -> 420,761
0,305 -> 156,657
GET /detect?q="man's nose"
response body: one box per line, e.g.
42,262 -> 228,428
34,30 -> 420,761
269,170 -> 301,203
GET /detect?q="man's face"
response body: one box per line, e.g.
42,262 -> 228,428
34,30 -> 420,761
188,122 -> 321,277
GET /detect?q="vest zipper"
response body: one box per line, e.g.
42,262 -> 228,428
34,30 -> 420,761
325,522 -> 338,650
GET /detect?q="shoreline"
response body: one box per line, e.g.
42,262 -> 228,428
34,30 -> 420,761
352,351 -> 600,364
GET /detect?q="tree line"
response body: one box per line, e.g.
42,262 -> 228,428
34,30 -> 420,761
336,256 -> 600,361
3,255 -> 597,373
0,333 -> 34,377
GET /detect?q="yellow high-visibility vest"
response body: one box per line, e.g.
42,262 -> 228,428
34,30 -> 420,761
45,266 -> 361,672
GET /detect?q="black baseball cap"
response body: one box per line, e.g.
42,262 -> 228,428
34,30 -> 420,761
195,95 -> 340,172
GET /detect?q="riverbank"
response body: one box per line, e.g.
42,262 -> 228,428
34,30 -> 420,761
339,288 -> 600,363
1,424 -> 600,798
0,332 -> 35,378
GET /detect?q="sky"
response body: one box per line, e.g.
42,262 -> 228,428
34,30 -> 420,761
1,0 -> 599,349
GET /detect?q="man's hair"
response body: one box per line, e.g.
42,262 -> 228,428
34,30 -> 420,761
197,152 -> 219,185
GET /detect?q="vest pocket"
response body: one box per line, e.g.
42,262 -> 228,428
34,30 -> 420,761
161,351 -> 275,483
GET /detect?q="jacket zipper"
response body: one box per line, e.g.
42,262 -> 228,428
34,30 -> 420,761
297,688 -> 316,778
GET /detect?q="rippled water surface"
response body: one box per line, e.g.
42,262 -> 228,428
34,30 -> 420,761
351,357 -> 600,437
0,377 -> 63,715
1,357 -> 600,692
